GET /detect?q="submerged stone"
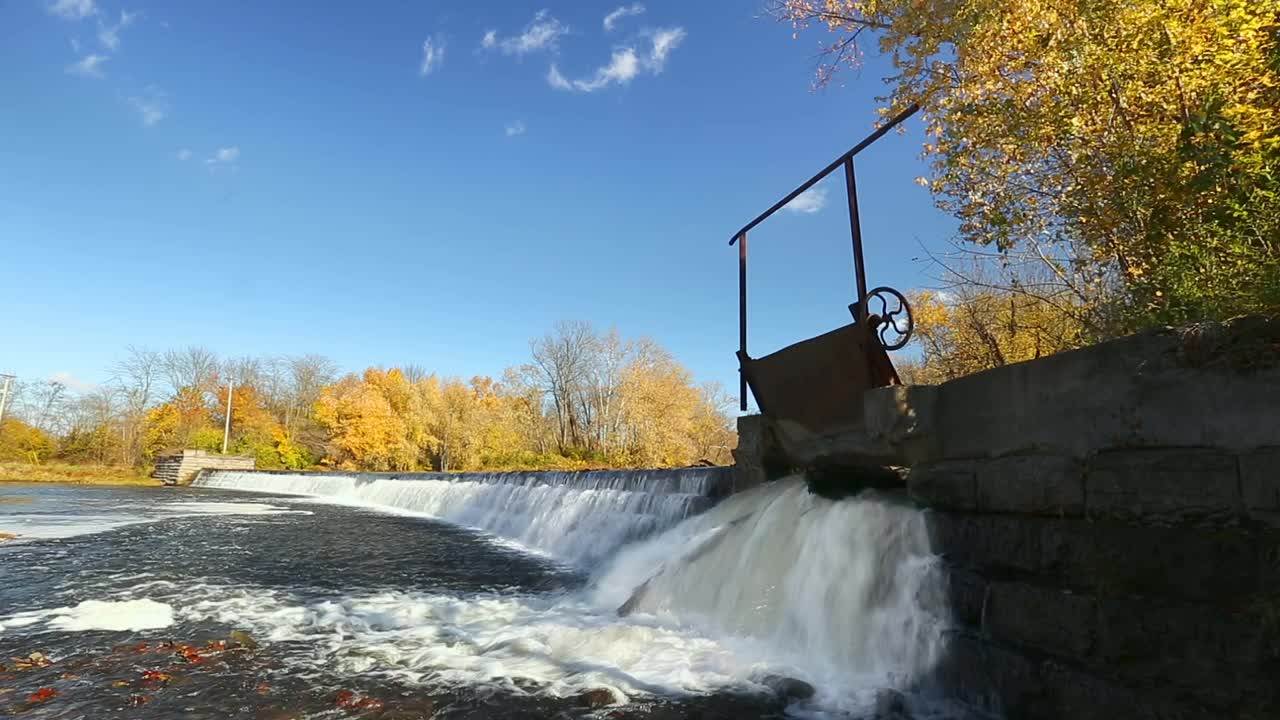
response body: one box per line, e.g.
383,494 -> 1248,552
759,675 -> 815,701
577,688 -> 619,708
805,462 -> 905,500
229,630 -> 258,649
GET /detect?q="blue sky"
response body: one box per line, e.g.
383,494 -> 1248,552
1,0 -> 956,403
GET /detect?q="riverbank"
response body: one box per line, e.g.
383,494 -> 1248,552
0,462 -> 160,486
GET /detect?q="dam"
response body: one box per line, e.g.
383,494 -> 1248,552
188,315 -> 1280,719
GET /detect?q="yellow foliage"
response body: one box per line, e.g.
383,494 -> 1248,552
779,0 -> 1280,329
907,289 -> 1085,383
313,374 -> 414,471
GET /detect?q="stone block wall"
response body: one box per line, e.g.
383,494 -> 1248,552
152,449 -> 255,486
732,316 -> 1280,718
911,448 -> 1280,719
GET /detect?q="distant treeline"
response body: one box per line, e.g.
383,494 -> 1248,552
0,321 -> 737,472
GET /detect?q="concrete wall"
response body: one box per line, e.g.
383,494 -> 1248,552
913,448 -> 1280,719
736,315 -> 1280,718
153,449 -> 255,486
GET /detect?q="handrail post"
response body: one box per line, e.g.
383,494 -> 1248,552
737,230 -> 748,411
844,158 -> 869,325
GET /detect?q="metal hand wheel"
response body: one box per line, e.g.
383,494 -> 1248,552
863,286 -> 913,350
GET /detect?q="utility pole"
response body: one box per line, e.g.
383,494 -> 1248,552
221,378 -> 234,454
0,374 -> 14,428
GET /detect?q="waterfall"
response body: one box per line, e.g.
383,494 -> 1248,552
193,468 -> 732,566
591,478 -> 949,703
194,470 -> 951,710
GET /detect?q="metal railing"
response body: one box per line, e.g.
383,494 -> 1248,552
728,104 -> 920,410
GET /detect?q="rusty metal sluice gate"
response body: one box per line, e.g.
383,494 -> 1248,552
729,104 -> 920,434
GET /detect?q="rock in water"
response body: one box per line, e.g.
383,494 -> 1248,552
229,630 -> 258,649
759,675 -> 815,701
874,688 -> 909,718
577,688 -> 618,708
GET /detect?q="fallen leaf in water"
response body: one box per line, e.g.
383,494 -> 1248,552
335,689 -> 356,708
354,696 -> 384,711
131,643 -> 150,654
141,670 -> 172,684
127,693 -> 151,707
256,681 -> 271,695
112,681 -> 130,687
13,653 -> 51,670
0,688 -> 13,696
28,687 -> 57,703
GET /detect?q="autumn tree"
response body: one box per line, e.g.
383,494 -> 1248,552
906,286 -> 1085,383
0,419 -> 56,463
526,320 -> 596,452
4,328 -> 734,473
161,346 -> 219,397
776,0 -> 1280,333
112,346 -> 160,466
58,389 -> 122,465
313,370 -> 415,471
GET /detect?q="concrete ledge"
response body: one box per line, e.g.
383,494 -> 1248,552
852,317 -> 1280,467
1086,449 -> 1241,525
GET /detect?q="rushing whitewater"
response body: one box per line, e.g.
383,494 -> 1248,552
594,479 -> 951,712
195,468 -> 730,565
189,470 -> 953,715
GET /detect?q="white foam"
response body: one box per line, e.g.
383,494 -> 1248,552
178,585 -> 767,703
592,479 -> 952,715
164,501 -> 309,516
1,599 -> 175,634
0,502 -> 309,542
168,481 -> 952,716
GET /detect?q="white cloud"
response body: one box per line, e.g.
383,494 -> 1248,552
647,27 -> 685,71
176,148 -> 192,161
603,3 -> 645,32
561,48 -> 640,93
98,9 -> 136,51
420,36 -> 445,77
546,27 -> 685,93
484,10 -> 567,56
49,371 -> 95,392
207,147 -> 240,165
504,120 -> 526,137
66,53 -> 108,77
50,0 -> 97,20
547,64 -> 573,91
129,89 -> 167,126
785,187 -> 828,214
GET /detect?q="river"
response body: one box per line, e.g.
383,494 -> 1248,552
0,471 -> 965,719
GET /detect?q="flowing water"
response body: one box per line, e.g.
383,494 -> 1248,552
0,470 -> 963,719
